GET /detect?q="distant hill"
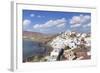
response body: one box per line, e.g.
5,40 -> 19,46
23,31 -> 57,43
23,31 -> 45,37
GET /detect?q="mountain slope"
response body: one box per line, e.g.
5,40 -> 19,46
23,31 -> 57,43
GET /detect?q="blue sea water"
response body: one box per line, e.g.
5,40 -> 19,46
23,40 -> 46,59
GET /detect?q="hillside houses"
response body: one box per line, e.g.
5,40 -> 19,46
47,31 -> 91,61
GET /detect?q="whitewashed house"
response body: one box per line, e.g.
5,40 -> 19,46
50,48 -> 60,61
81,33 -> 87,38
84,37 -> 91,47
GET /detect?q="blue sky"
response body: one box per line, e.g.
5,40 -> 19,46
23,10 -> 91,34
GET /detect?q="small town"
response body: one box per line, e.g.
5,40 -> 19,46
45,31 -> 91,61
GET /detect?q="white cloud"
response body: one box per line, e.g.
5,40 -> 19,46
30,14 -> 44,18
71,24 -> 81,28
33,18 -> 67,29
83,23 -> 91,28
37,15 -> 45,18
23,19 -> 31,26
57,23 -> 65,27
70,14 -> 91,28
70,16 -> 81,24
30,14 -> 35,17
81,15 -> 91,24
37,15 -> 41,18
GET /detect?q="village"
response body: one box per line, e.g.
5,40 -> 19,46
45,31 -> 91,61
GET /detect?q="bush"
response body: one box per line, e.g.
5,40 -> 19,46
64,46 -> 71,50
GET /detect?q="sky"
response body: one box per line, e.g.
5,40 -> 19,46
22,10 -> 91,34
